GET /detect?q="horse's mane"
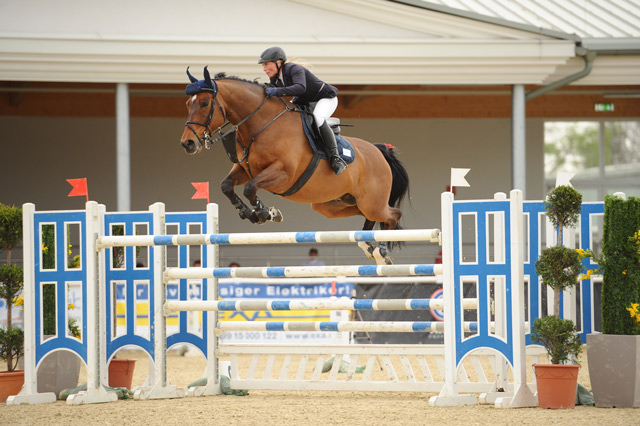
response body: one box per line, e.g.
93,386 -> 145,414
214,72 -> 264,88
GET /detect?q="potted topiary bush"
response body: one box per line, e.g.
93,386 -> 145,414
0,203 -> 25,403
586,194 -> 640,408
531,185 -> 584,409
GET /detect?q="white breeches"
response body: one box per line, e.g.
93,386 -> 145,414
312,97 -> 338,126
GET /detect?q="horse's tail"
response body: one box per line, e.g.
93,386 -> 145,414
374,143 -> 410,234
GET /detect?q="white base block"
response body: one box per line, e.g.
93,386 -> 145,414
479,391 -> 512,405
6,392 -> 56,405
494,387 -> 537,408
187,382 -> 222,397
134,384 -> 185,400
428,394 -> 478,407
66,386 -> 118,405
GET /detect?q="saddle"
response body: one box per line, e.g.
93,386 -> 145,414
299,111 -> 356,165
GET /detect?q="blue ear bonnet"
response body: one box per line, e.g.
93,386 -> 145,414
186,80 -> 213,95
185,66 -> 217,95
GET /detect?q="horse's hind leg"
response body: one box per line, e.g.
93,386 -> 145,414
356,193 -> 403,265
356,219 -> 393,265
311,202 -> 393,265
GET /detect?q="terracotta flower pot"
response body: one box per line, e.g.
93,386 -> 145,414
108,359 -> 136,390
534,364 -> 580,409
0,370 -> 25,403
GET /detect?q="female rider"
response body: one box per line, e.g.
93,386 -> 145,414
259,46 -> 347,175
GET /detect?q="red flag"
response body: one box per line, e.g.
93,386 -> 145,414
191,182 -> 209,204
67,178 -> 89,202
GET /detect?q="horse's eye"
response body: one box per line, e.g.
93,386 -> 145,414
200,99 -> 209,108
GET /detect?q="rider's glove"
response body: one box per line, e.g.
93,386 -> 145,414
265,87 -> 279,97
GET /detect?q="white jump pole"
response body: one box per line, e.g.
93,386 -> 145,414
134,202 -> 185,400
196,203 -> 222,397
496,190 -> 537,408
429,192 -> 477,406
479,192 -> 510,404
68,202 -> 118,404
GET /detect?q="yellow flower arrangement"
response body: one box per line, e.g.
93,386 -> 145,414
67,303 -> 81,339
576,248 -> 599,281
626,303 -> 640,335
13,296 -> 24,309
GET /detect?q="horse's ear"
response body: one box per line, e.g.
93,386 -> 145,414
203,66 -> 213,88
186,67 -> 198,83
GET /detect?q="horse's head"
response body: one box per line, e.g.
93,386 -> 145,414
180,66 -> 221,154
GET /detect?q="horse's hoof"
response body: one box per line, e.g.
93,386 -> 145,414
251,208 -> 270,224
357,242 -> 376,261
372,247 -> 386,265
269,207 -> 283,222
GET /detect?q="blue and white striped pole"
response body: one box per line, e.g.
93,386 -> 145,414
163,298 -> 479,316
164,264 -> 441,281
216,321 -> 478,333
97,228 -> 441,249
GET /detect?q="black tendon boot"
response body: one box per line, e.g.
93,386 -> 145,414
318,121 -> 347,175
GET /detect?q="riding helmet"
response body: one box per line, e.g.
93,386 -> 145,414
258,46 -> 286,64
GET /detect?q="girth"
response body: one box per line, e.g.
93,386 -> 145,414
273,151 -> 322,197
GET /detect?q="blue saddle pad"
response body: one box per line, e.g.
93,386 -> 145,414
300,112 -> 355,164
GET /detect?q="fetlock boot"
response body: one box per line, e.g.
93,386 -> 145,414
319,121 -> 347,175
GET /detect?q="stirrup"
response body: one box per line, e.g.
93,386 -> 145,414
330,156 -> 347,175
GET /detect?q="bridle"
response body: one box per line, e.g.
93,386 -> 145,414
184,81 -> 221,150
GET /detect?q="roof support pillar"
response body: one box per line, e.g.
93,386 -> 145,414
116,83 -> 131,211
511,84 -> 526,198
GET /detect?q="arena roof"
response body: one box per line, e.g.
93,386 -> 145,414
415,0 -> 640,38
0,0 -> 638,85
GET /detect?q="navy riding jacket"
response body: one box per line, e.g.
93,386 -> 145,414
269,63 -> 337,105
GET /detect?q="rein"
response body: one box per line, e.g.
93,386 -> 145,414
240,97 -> 296,176
185,84 -> 297,172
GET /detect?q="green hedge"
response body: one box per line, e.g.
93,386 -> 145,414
601,194 -> 640,335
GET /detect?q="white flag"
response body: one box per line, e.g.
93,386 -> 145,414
555,172 -> 575,187
451,168 -> 470,188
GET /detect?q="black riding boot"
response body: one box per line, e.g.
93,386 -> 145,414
318,121 -> 347,175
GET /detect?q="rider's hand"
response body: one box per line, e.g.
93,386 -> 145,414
265,87 -> 278,97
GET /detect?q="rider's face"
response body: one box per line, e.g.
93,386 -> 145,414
262,61 -> 280,79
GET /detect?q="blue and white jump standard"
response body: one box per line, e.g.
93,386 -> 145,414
11,189 -> 606,408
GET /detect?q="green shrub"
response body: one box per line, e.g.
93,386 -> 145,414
0,203 -> 22,264
0,328 -> 24,371
531,315 -> 583,365
601,195 -> 640,335
544,185 -> 582,246
535,246 -> 583,317
0,203 -> 24,372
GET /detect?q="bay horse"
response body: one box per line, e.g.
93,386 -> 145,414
179,67 -> 409,264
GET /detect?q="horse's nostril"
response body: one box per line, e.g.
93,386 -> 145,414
182,139 -> 195,151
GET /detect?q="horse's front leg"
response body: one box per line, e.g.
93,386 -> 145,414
243,162 -> 289,224
220,164 -> 255,222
